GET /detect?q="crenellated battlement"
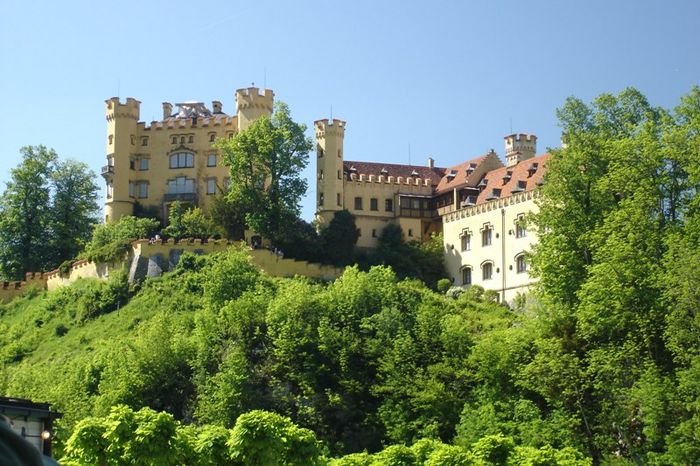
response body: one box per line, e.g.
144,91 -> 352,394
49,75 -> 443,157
141,114 -> 236,131
504,133 -> 537,167
105,97 -> 141,121
0,272 -> 48,303
236,87 -> 274,111
315,119 -> 346,138
348,172 -> 431,187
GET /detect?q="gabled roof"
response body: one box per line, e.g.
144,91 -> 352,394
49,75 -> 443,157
434,152 -> 502,194
343,161 -> 446,185
474,153 -> 551,204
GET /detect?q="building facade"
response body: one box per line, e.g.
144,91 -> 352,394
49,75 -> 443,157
314,122 -> 549,302
103,86 -> 274,222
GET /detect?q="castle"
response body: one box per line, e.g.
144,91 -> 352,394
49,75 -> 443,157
103,86 -> 274,222
102,85 -> 548,303
315,118 -> 548,302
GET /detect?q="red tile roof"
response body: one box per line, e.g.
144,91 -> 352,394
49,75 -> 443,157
475,153 -> 551,204
343,161 -> 446,185
435,153 -> 497,194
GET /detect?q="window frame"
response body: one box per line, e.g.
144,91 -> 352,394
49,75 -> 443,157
354,197 -> 363,210
370,198 -> 378,211
482,262 -> 493,280
461,266 -> 472,285
169,152 -> 194,169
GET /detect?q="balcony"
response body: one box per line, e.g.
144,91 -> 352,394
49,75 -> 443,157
163,192 -> 198,204
101,165 -> 114,178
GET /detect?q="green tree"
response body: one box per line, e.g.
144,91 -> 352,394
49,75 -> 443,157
217,102 -> 313,244
82,216 -> 160,263
0,146 -> 57,279
318,210 -> 359,265
162,201 -> 217,240
49,159 -> 100,266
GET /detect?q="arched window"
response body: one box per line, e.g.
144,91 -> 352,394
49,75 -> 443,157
516,255 -> 527,273
515,214 -> 527,238
170,152 -> 194,168
461,267 -> 472,285
482,262 -> 493,280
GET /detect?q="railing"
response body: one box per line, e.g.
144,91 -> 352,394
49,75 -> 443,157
163,192 -> 198,203
101,165 -> 114,177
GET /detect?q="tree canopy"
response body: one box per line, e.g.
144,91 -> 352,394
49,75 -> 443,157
217,102 -> 313,244
0,146 -> 99,280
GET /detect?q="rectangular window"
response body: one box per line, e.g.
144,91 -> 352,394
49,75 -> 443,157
207,179 -> 216,195
319,192 -> 324,206
461,234 -> 471,251
129,159 -> 135,170
172,136 -> 177,144
482,227 -> 492,246
139,158 -> 149,171
168,177 -> 195,194
462,267 -> 471,285
141,137 -> 148,146
408,228 -> 413,237
385,199 -> 393,212
372,229 -> 377,238
207,154 -> 217,167
483,263 -> 493,280
337,193 -> 341,206
337,170 -> 341,179
516,216 -> 527,238
138,182 -> 148,198
128,181 -> 135,198
106,181 -> 113,199
370,198 -> 378,211
354,197 -> 363,210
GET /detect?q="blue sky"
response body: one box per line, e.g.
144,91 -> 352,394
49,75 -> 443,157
1,0 -> 698,221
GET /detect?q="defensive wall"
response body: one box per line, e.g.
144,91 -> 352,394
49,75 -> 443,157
0,239 -> 344,303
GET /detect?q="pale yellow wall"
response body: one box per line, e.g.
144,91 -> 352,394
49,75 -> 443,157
343,175 -> 434,248
442,190 -> 540,303
315,119 -> 345,226
104,87 -> 273,222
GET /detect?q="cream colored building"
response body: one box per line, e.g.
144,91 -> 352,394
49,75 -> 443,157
315,123 -> 549,302
103,86 -> 274,222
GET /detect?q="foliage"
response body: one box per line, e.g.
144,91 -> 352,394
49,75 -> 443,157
318,210 -> 359,265
81,216 -> 159,263
162,201 -> 218,240
217,101 -> 313,244
0,146 -> 99,280
370,224 -> 447,289
209,194 -> 246,240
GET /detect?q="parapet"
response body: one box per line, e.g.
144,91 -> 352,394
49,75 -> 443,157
349,171 -> 431,187
314,119 -> 346,138
235,87 -> 274,111
105,97 -> 141,121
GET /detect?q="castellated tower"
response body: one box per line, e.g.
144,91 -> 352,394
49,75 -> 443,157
504,133 -> 537,167
236,87 -> 274,132
104,97 -> 140,222
314,119 -> 346,226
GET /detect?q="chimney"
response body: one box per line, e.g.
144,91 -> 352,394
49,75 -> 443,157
427,157 -> 434,169
212,100 -> 222,113
162,102 -> 173,119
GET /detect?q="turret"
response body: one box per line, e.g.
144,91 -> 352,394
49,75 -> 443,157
104,97 -> 140,222
236,87 -> 274,132
314,118 -> 346,226
504,133 -> 537,167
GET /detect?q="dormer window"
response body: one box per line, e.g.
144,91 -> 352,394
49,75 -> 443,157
349,166 -> 357,172
486,188 -> 501,201
477,178 -> 488,190
511,180 -> 527,193
380,168 -> 388,175
528,163 -> 539,177
411,170 -> 419,177
502,171 -> 512,184
447,170 -> 457,179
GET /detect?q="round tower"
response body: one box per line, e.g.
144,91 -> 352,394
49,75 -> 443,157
104,97 -> 140,222
314,118 -> 346,226
236,87 -> 274,131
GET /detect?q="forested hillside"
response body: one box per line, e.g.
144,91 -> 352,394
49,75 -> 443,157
1,87 -> 699,465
